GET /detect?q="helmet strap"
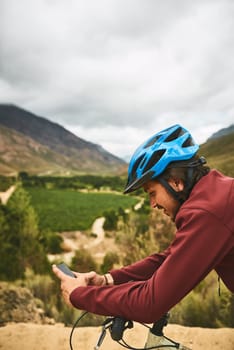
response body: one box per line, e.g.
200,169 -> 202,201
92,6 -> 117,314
157,177 -> 184,205
159,167 -> 196,204
184,167 -> 195,196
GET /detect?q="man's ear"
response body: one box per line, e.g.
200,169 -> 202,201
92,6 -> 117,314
168,178 -> 184,192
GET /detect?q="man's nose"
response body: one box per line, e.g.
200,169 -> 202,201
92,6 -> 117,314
150,198 -> 157,208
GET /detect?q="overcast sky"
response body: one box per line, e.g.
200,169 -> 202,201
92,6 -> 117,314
1,0 -> 234,159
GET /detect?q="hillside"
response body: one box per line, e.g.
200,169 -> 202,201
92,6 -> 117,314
0,104 -> 127,176
208,124 -> 234,140
200,129 -> 234,177
0,104 -> 233,177
0,125 -> 79,176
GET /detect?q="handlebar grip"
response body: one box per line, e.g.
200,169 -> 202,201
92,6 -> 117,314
110,317 -> 128,341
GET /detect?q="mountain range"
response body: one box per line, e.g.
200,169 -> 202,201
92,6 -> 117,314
0,104 -> 126,176
0,103 -> 233,177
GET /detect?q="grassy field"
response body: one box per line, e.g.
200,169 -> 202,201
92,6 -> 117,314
26,187 -> 138,231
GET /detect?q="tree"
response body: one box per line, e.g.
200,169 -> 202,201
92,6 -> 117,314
0,204 -> 24,280
0,185 -> 49,280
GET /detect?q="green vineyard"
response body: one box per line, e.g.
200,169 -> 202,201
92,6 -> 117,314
27,187 -> 139,231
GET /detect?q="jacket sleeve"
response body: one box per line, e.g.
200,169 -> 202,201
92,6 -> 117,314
109,248 -> 170,284
70,209 -> 233,323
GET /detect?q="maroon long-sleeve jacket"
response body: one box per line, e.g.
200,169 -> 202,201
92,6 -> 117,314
70,170 -> 234,323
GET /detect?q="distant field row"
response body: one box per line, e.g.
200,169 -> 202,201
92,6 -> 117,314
26,187 -> 138,232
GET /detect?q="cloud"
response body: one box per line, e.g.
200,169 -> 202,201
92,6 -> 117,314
1,0 -> 234,157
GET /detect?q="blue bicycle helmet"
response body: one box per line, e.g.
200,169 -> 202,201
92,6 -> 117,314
124,124 -> 199,194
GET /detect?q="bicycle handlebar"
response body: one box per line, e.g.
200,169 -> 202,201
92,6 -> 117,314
70,311 -> 192,350
109,317 -> 133,341
94,313 -> 192,350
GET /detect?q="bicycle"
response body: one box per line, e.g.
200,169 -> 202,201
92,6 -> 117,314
70,312 -> 192,350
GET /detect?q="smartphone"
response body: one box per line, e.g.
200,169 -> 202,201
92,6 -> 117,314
56,262 -> 77,278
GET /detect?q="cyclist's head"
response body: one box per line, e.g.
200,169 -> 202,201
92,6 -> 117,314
124,124 -> 208,201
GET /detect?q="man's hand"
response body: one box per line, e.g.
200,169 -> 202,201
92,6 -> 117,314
78,271 -> 113,286
52,265 -> 108,306
52,265 -> 89,306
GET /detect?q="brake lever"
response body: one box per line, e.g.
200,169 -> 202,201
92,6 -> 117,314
93,319 -> 113,350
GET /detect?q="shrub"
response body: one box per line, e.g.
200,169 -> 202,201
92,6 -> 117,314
103,209 -> 118,230
100,252 -> 119,274
0,281 -> 51,324
71,248 -> 98,273
170,272 -> 234,327
39,229 -> 63,254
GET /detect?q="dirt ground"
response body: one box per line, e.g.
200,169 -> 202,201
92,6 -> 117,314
0,322 -> 233,350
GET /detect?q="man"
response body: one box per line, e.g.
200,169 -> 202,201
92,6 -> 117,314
53,124 -> 234,324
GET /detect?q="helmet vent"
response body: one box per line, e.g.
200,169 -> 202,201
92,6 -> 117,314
182,136 -> 195,148
144,135 -> 161,148
131,154 -> 145,180
144,149 -> 165,172
164,126 -> 184,142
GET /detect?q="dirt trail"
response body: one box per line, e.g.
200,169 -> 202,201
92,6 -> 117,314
0,185 -> 16,204
0,322 -> 233,350
85,217 -> 105,248
48,217 -> 106,264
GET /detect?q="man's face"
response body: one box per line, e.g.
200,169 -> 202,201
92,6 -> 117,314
143,179 -> 183,221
